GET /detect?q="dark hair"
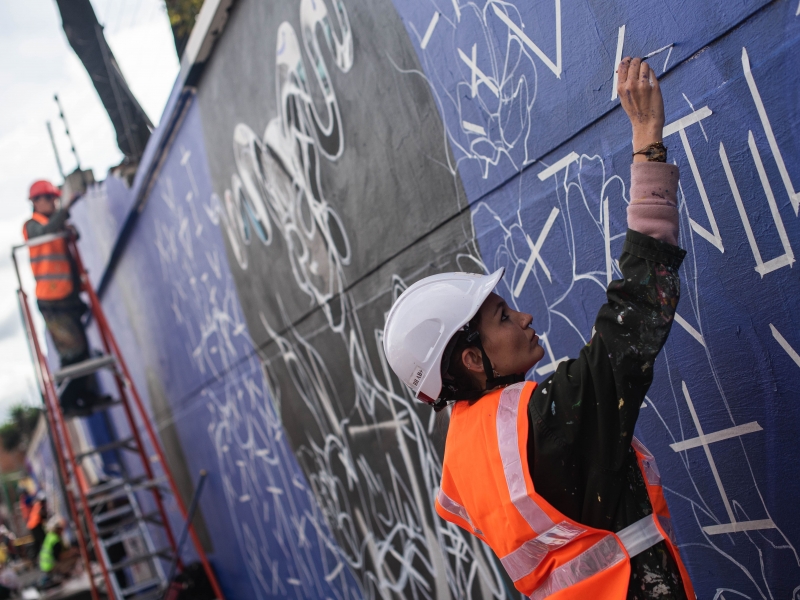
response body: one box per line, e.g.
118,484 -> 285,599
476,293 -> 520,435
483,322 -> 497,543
440,312 -> 484,400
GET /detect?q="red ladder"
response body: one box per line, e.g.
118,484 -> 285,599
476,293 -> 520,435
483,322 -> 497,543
13,232 -> 225,600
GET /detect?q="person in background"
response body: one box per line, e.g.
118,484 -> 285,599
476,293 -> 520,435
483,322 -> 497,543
0,526 -> 17,563
26,492 -> 47,560
38,517 -> 79,588
23,180 -> 107,417
17,488 -> 32,525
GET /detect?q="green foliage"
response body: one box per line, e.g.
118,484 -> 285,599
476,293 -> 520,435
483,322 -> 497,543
164,0 -> 205,58
0,405 -> 41,452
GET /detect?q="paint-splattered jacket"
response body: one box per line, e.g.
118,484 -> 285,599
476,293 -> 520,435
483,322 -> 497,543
527,229 -> 688,599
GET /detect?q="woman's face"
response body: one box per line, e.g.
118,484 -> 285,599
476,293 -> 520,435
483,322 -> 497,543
474,293 -> 545,377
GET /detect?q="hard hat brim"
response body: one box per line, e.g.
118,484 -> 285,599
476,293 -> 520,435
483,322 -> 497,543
383,267 -> 505,404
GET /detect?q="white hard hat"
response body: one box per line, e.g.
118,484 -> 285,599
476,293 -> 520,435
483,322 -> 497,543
383,268 -> 504,404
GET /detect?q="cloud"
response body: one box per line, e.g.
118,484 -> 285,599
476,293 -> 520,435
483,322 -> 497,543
0,310 -> 22,342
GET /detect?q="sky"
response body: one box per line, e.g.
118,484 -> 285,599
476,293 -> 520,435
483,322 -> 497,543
0,0 -> 179,421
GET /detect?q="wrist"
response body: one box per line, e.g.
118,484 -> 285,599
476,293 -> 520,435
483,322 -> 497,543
632,127 -> 663,149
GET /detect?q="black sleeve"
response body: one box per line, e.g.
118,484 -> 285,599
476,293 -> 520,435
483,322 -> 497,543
52,540 -> 63,560
527,229 -> 685,523
24,209 -> 70,238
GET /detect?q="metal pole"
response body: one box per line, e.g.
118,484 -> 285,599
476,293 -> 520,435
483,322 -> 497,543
161,470 -> 209,599
54,94 -> 81,171
46,121 -> 66,181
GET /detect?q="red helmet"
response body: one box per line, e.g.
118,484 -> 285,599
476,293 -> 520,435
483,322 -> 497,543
28,180 -> 61,200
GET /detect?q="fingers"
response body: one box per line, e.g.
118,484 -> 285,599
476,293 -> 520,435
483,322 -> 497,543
618,57 -> 660,92
617,56 -> 630,84
639,61 -> 650,83
627,57 -> 642,85
639,61 -> 660,89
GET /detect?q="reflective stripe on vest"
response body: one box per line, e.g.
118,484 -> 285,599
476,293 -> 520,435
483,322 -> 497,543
436,382 -> 695,599
39,531 -> 60,572
23,213 -> 74,300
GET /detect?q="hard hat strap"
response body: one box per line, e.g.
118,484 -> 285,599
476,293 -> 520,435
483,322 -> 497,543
466,330 -> 525,390
434,327 -> 524,411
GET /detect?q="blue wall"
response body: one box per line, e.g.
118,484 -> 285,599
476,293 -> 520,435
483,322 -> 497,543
55,0 -> 800,598
390,1 -> 800,598
71,100 -> 363,599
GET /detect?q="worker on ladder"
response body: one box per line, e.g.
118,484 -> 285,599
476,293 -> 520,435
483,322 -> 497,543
23,179 -> 107,417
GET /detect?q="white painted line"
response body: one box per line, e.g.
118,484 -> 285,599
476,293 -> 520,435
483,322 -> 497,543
668,114 -> 723,253
742,47 -> 799,214
348,419 -> 408,436
770,324 -> 800,369
703,519 -> 775,536
681,130 -> 724,252
458,44 -> 499,97
611,25 -> 625,101
452,0 -> 461,21
797,0 -> 800,16
491,2 -> 562,77
674,312 -> 706,347
420,12 -> 439,50
682,382 -> 736,524
462,120 -> 486,136
663,105 -> 712,138
524,233 -> 551,283
720,142 -> 766,276
748,130 -> 795,274
662,45 -> 673,73
325,562 -> 344,582
644,43 -> 673,58
537,151 -> 579,180
603,197 -> 613,285
682,94 -> 708,141
514,207 -> 559,296
669,421 -> 762,452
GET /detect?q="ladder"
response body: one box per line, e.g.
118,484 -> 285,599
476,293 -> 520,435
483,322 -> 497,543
12,232 -> 225,600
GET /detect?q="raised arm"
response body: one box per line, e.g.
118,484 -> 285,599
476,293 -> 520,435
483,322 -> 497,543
618,56 -> 680,246
528,59 -> 686,524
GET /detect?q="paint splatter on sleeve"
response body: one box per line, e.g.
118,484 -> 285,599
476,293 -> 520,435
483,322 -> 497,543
528,228 -> 686,521
527,229 -> 689,599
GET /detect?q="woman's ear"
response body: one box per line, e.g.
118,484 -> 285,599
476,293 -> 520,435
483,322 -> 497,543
461,347 -> 484,373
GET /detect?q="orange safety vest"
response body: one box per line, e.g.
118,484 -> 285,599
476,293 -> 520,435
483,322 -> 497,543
26,500 -> 42,531
436,382 -> 695,600
22,213 -> 74,301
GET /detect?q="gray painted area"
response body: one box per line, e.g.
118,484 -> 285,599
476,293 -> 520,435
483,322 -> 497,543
195,0 -> 506,596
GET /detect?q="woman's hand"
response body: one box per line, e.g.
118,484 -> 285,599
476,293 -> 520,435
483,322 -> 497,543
617,57 -> 665,161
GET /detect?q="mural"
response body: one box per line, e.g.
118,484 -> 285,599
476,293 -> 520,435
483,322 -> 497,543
48,0 -> 798,598
389,1 -> 800,598
198,0 -> 506,597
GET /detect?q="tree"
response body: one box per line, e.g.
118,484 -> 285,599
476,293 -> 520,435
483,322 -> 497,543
165,0 -> 205,59
0,405 -> 41,453
54,0 -> 153,162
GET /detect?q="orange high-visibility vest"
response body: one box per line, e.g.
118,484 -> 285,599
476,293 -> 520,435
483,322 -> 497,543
436,381 -> 695,600
26,500 -> 42,531
22,213 -> 74,301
